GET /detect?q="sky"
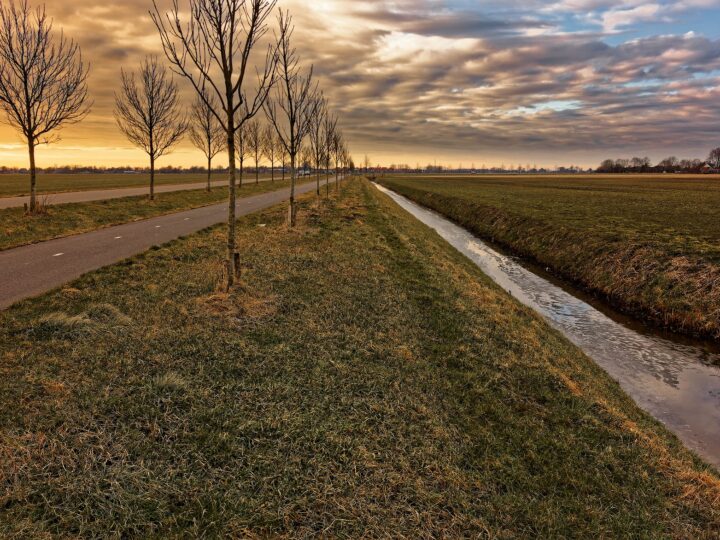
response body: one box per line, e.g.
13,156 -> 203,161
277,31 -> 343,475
1,0 -> 720,169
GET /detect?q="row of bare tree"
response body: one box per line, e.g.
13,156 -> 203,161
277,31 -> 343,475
114,58 -> 349,201
597,149 -> 720,174
0,0 -> 354,289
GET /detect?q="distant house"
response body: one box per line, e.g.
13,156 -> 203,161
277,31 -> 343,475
701,164 -> 720,174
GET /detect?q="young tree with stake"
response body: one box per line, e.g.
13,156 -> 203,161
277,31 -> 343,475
114,57 -> 188,201
281,145 -> 288,182
332,130 -> 343,191
261,124 -> 277,182
189,88 -> 224,192
235,121 -> 251,189
308,94 -> 327,196
264,9 -> 318,227
246,119 -> 262,184
0,0 -> 90,213
323,112 -> 337,197
153,0 -> 277,289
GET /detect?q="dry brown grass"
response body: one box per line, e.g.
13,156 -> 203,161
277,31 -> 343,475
0,179 -> 718,536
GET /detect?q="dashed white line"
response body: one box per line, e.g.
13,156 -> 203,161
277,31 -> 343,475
114,236 -> 122,239
155,225 -> 161,228
53,253 -> 64,257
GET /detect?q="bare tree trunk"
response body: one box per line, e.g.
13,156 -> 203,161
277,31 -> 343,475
150,155 -> 156,201
227,132 -> 238,288
289,152 -> 297,226
335,164 -> 339,192
282,156 -> 286,181
28,137 -> 37,213
239,156 -> 244,189
255,151 -> 260,184
316,168 -> 320,196
326,162 -> 330,198
207,156 -> 212,192
271,152 -> 275,182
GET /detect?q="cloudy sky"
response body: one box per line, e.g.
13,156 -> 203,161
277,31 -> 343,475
1,0 -> 720,168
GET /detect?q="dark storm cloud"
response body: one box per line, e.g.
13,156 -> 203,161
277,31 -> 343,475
1,0 -> 719,166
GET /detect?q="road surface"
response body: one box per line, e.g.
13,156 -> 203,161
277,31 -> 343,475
0,180 -> 324,309
0,175 -> 278,209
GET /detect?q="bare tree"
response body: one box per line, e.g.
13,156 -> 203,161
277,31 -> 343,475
264,9 -> 317,226
0,0 -> 90,213
189,87 -> 224,192
280,144 -> 288,182
331,129 -> 343,191
234,121 -> 251,188
308,94 -> 327,196
300,143 -> 313,172
261,123 -> 277,181
339,142 -> 350,187
708,148 -> 720,169
322,111 -> 337,197
246,119 -> 262,184
115,57 -> 187,201
153,0 -> 277,288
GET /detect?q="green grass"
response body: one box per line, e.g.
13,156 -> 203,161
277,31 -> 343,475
0,172 -> 278,198
0,179 -> 292,251
0,179 -> 718,537
379,174 -> 720,339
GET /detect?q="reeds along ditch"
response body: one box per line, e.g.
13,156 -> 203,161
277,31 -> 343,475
379,183 -> 720,340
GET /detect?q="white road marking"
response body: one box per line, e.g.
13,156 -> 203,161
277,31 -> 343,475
155,225 -> 161,228
184,218 -> 190,221
53,253 -> 64,257
114,236 -> 122,239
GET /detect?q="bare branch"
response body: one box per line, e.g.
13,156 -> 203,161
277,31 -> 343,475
0,0 -> 91,211
152,0 -> 279,286
263,9 -> 318,225
115,57 -> 188,162
114,57 -> 188,199
189,86 -> 224,162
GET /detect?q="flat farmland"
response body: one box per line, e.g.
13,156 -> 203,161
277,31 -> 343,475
379,174 -> 720,339
0,173 -> 228,197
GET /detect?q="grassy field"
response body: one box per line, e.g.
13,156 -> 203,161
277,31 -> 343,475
0,179 -> 718,537
0,179 -> 294,252
379,174 -> 720,339
0,172 -> 276,198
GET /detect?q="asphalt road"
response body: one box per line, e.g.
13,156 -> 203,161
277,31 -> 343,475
0,175 -> 279,209
0,180 -> 322,309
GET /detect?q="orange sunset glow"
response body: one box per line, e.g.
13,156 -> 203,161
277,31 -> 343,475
1,0 -> 719,168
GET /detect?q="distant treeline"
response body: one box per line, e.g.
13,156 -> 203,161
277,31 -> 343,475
598,147 -> 720,173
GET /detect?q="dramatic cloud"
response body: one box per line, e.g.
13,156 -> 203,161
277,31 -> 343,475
0,0 -> 719,167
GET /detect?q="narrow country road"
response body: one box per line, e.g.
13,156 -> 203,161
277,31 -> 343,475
0,175 -> 277,209
0,180 -> 323,309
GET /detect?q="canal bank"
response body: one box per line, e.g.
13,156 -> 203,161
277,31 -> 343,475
375,183 -> 720,469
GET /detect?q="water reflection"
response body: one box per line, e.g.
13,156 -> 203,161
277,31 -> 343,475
376,183 -> 720,468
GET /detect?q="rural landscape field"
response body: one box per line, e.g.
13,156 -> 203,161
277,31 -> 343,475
2,0 -> 720,537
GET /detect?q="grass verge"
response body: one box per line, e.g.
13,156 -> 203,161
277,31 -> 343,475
0,172 -> 274,197
379,175 -> 720,340
0,179 -> 291,251
1,179 -> 718,537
